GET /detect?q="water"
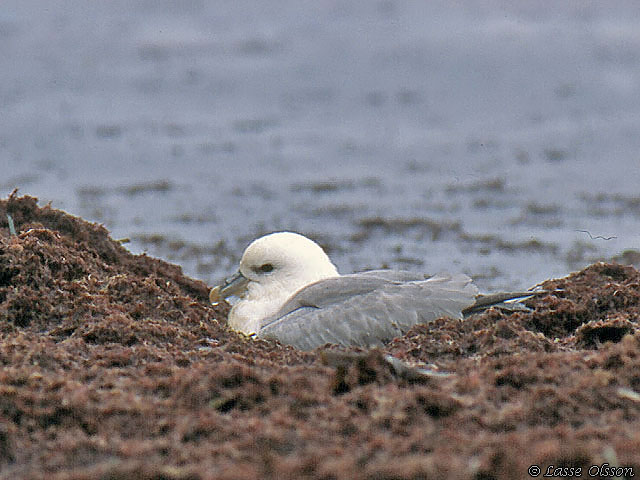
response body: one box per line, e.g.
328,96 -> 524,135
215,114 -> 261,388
2,1 -> 640,291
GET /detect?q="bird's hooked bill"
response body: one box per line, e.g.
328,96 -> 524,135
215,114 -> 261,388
209,271 -> 249,304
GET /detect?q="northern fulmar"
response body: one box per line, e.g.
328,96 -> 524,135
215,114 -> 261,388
210,232 -> 539,350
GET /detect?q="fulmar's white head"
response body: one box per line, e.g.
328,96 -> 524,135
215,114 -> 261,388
210,232 -> 339,334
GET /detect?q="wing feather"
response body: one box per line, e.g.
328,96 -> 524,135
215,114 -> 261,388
258,272 -> 478,350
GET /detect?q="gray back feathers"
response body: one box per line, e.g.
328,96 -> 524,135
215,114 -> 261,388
259,271 -> 478,350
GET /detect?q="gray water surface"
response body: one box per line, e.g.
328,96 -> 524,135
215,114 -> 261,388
2,1 -> 640,291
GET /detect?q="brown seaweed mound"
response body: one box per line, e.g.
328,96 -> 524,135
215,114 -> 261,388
1,193 -> 639,479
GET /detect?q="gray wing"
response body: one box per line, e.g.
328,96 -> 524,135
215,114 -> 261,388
349,270 -> 429,282
258,272 -> 478,350
270,270 -> 429,318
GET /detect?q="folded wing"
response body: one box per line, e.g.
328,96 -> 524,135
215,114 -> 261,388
258,272 -> 478,350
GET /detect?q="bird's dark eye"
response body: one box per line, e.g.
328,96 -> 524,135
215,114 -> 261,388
257,263 -> 274,273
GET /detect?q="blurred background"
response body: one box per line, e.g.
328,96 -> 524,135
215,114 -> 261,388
2,1 -> 640,291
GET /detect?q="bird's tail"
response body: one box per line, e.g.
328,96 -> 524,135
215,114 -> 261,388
462,290 -> 549,316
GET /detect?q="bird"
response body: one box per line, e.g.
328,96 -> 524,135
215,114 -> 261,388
210,231 -> 540,350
